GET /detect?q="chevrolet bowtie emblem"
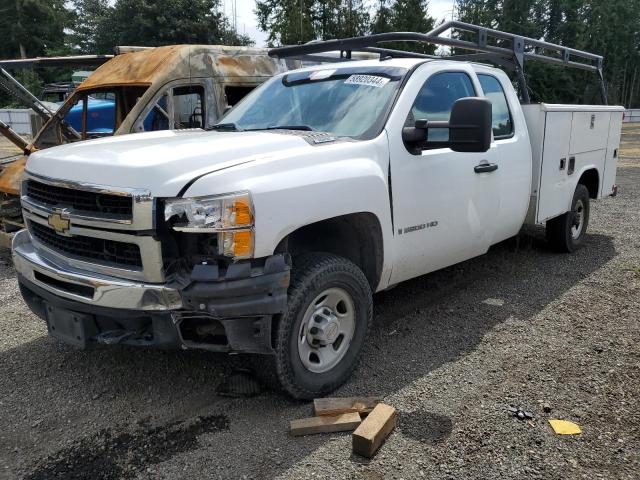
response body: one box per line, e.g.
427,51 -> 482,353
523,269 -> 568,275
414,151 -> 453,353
48,212 -> 70,234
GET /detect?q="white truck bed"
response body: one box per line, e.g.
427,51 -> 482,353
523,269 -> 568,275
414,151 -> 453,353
523,103 -> 624,224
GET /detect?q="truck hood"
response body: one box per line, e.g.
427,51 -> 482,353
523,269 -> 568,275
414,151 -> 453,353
26,129 -> 317,197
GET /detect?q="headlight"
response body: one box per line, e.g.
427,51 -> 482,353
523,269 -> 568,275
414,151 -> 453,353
164,192 -> 254,259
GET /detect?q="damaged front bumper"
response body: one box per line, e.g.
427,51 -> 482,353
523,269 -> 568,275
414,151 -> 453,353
12,229 -> 290,353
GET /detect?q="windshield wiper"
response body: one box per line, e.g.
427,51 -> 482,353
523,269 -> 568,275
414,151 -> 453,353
207,122 -> 242,131
264,125 -> 316,131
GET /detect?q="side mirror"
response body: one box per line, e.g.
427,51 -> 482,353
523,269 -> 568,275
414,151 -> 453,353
448,97 -> 492,152
402,97 -> 492,153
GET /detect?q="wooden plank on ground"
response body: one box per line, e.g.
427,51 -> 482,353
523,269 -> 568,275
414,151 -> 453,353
313,397 -> 381,416
352,403 -> 396,458
290,412 -> 361,436
0,230 -> 12,249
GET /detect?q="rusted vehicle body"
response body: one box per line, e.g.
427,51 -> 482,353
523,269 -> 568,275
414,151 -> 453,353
0,45 -> 297,247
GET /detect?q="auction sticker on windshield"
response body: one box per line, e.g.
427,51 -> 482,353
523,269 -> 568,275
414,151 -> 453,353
344,75 -> 390,88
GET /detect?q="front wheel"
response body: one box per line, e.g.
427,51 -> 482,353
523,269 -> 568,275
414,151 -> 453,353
546,184 -> 590,253
274,253 -> 372,399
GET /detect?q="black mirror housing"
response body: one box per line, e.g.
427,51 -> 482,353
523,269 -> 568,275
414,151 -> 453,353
402,97 -> 492,154
448,97 -> 492,153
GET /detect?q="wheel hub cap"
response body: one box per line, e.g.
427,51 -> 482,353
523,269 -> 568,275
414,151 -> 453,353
571,199 -> 585,239
297,287 -> 356,374
306,308 -> 340,345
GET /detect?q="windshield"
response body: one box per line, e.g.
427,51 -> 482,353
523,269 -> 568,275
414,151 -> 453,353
219,66 -> 407,139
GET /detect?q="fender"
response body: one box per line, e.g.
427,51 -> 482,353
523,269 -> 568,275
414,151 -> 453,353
182,133 -> 395,288
570,164 -> 600,209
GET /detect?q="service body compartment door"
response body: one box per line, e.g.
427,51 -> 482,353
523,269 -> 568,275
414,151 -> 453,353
569,111 -> 610,154
601,111 -> 623,196
537,112 -> 572,222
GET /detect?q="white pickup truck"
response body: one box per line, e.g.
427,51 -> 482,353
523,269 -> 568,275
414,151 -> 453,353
12,24 -> 623,398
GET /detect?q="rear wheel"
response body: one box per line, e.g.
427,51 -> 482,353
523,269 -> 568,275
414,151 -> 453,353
546,184 -> 590,252
274,253 -> 372,399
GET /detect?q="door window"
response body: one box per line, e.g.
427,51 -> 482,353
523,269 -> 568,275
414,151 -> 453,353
224,85 -> 256,109
142,93 -> 169,131
478,74 -> 513,138
173,85 -> 204,129
408,71 -> 476,142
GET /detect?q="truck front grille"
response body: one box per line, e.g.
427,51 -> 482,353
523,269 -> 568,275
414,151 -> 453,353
30,221 -> 142,268
26,179 -> 133,216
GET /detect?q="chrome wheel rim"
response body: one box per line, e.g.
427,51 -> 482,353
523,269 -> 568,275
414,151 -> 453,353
297,287 -> 356,374
571,199 -> 585,240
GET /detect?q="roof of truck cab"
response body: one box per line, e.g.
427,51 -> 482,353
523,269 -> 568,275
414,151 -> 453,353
77,45 -> 281,91
289,57 -> 502,74
293,57 -> 431,72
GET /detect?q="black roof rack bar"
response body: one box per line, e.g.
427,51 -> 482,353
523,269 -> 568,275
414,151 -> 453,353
0,54 -> 113,70
269,20 -> 607,104
429,21 -> 602,62
361,47 -> 439,60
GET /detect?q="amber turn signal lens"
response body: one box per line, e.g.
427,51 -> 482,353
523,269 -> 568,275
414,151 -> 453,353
221,229 -> 254,259
233,200 -> 253,226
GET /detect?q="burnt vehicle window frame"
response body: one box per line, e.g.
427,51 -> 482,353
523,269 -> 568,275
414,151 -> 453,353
33,85 -> 149,148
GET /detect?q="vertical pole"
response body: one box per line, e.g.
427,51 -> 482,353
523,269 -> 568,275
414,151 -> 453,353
300,0 -> 304,43
628,66 -> 637,108
516,66 -> 530,104
598,69 -> 608,105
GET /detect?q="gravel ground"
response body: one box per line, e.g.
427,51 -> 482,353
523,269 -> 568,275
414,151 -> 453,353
1,126 -> 639,480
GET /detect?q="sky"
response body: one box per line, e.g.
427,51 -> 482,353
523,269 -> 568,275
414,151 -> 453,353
224,0 -> 457,47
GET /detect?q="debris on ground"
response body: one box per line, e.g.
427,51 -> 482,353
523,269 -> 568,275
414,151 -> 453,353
216,369 -> 263,397
313,397 -> 381,417
482,298 -> 505,306
289,396 -> 397,457
548,419 -> 582,435
352,403 -> 397,458
508,405 -> 534,420
289,412 -> 362,436
543,402 -> 552,413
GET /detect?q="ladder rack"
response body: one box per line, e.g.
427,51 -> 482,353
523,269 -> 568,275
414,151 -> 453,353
269,20 -> 607,104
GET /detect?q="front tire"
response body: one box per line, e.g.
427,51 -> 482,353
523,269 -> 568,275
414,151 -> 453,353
275,253 -> 372,399
546,184 -> 590,252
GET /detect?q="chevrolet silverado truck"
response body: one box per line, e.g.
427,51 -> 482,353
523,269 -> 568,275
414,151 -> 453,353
12,23 -> 623,398
0,45 -> 298,247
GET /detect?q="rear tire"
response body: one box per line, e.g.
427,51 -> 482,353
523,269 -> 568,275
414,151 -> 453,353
546,184 -> 590,253
274,253 -> 372,399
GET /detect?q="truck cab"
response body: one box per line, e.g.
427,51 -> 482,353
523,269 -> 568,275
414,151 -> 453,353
11,24 -> 624,399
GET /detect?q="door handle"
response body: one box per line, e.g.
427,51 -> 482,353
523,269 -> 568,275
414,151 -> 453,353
474,163 -> 498,173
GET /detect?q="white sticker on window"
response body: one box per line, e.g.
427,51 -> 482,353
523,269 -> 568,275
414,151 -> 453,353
309,69 -> 336,81
344,75 -> 390,88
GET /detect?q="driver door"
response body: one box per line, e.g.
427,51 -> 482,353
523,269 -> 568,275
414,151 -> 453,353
388,66 -> 500,285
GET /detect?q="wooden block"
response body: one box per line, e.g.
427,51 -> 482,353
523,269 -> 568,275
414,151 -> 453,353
290,412 -> 361,436
352,403 -> 396,458
313,397 -> 381,416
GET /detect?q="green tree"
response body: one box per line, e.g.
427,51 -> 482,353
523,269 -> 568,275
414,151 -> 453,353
0,0 -> 71,59
256,0 -> 370,46
324,0 -> 370,39
455,0 -> 640,106
255,0 -> 316,46
370,0 -> 436,54
70,0 -> 114,54
71,0 -> 252,53
370,0 -> 394,34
